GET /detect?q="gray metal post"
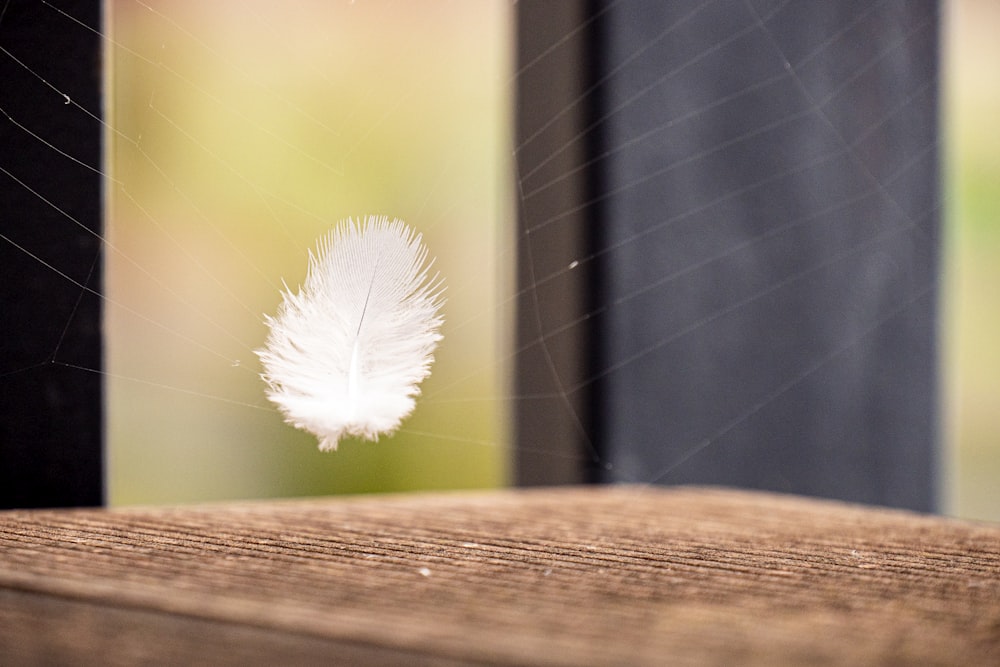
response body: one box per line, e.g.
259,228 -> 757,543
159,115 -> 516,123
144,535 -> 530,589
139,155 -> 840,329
516,1 -> 940,511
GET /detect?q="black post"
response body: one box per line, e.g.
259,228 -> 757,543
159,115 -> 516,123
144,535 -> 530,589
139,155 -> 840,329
514,2 -> 604,486
0,1 -> 104,508
516,1 -> 940,511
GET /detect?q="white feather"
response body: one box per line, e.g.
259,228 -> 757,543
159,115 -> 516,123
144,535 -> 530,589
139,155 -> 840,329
256,215 -> 444,451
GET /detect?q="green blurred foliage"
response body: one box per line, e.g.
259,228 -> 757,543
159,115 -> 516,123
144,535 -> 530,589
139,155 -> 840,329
944,0 -> 1000,521
107,1 -> 512,504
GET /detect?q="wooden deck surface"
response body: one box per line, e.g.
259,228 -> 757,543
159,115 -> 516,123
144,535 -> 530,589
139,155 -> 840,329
1,485 -> 998,665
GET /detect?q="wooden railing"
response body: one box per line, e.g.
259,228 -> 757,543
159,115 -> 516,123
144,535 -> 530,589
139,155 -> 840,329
2,486 -> 997,665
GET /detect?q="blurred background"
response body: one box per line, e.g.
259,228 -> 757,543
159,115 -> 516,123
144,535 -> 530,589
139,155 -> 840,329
104,1 -> 998,521
106,0 -> 512,503
944,0 -> 1000,521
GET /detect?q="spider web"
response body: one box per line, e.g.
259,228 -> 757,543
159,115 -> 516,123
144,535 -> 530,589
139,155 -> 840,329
0,0 -> 994,519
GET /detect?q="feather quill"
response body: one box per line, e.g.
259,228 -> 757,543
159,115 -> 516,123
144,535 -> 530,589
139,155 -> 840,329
256,215 -> 444,451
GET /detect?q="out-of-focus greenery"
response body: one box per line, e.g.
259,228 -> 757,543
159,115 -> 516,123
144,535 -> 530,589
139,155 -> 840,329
106,1 -> 512,504
944,0 -> 1000,521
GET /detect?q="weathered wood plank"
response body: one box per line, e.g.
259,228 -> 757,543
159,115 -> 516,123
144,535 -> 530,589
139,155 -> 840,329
1,486 -> 998,665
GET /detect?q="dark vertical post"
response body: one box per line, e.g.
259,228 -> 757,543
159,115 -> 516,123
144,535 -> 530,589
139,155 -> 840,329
0,1 -> 104,508
591,0 -> 940,510
514,2 -> 602,485
515,1 -> 940,511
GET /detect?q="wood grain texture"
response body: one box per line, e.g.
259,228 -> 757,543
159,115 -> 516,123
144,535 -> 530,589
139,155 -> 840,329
1,486 -> 998,666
